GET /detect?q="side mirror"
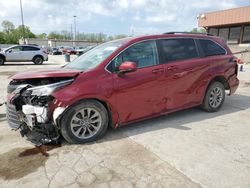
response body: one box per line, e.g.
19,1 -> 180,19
119,61 -> 137,74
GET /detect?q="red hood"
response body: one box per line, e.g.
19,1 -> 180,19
11,68 -> 81,80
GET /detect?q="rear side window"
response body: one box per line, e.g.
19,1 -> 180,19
22,46 -> 40,51
157,38 -> 199,63
199,39 -> 226,57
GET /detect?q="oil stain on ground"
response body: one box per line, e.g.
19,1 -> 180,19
0,146 -> 58,180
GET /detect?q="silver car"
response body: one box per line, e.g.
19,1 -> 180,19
0,45 -> 48,65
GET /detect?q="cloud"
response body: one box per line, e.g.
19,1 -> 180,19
0,0 -> 242,35
146,15 -> 176,23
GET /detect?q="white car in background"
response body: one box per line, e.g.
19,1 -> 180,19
0,45 -> 48,65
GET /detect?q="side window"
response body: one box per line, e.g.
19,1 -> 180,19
158,38 -> 199,63
199,39 -> 226,57
113,40 -> 158,70
9,46 -> 22,52
22,46 -> 39,51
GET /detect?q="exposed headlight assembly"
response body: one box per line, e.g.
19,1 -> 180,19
27,79 -> 74,96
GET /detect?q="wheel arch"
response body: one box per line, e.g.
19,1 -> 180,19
208,76 -> 230,90
33,54 -> 44,61
202,75 -> 229,102
0,54 -> 6,61
57,98 -> 115,129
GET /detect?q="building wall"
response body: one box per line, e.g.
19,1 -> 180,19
198,6 -> 250,44
48,40 -> 99,47
198,6 -> 250,27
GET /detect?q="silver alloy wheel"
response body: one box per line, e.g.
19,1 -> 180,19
70,107 -> 102,139
35,57 -> 42,64
209,87 -> 223,108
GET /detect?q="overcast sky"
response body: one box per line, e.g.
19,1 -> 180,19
0,0 -> 249,35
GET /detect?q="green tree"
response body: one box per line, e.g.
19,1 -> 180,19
113,34 -> 128,40
190,27 -> 206,33
61,30 -> 71,40
16,25 -> 36,38
0,32 -> 6,43
36,33 -> 47,39
1,20 -> 15,33
47,32 -> 64,39
0,20 -> 36,44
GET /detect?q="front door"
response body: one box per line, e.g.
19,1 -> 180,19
112,40 -> 166,124
5,46 -> 23,61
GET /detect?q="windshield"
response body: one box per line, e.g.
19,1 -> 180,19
64,38 -> 130,71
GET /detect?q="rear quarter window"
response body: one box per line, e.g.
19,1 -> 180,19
198,39 -> 226,57
22,46 -> 40,51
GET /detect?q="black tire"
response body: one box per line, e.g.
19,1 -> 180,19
202,81 -> 225,112
33,56 -> 44,65
60,100 -> 109,144
0,56 -> 5,65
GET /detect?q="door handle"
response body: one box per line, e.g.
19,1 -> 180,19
167,66 -> 178,71
152,68 -> 164,73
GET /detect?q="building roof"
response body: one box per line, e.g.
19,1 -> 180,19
198,6 -> 250,27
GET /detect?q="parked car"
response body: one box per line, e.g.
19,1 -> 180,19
75,46 -> 86,55
51,47 -> 62,55
58,46 -> 65,53
76,46 -> 94,56
0,45 -> 48,65
6,33 -> 239,145
62,47 -> 76,55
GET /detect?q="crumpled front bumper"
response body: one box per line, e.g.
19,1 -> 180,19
6,90 -> 63,146
6,103 -> 22,130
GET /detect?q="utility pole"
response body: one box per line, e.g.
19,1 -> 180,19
73,16 -> 77,40
19,0 -> 26,44
71,24 -> 73,40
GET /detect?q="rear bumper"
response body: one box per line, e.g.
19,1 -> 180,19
228,74 -> 239,95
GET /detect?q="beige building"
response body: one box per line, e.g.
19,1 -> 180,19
198,6 -> 250,63
198,6 -> 250,44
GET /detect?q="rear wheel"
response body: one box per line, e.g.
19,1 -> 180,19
0,57 -> 5,65
202,81 -> 225,112
60,100 -> 109,144
33,56 -> 43,65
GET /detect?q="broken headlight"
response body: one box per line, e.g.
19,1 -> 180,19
27,79 -> 74,96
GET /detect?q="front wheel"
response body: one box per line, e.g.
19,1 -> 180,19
60,100 -> 109,144
33,56 -> 44,65
202,81 -> 225,112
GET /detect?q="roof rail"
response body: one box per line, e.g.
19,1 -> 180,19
163,32 -> 214,36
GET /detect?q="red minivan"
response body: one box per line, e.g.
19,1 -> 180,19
6,33 -> 239,145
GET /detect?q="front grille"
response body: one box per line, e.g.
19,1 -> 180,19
6,103 -> 21,129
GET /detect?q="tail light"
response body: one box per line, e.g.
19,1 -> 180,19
43,50 -> 48,54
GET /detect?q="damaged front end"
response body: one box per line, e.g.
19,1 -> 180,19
6,78 -> 73,146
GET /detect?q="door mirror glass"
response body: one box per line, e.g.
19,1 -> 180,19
119,61 -> 137,73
